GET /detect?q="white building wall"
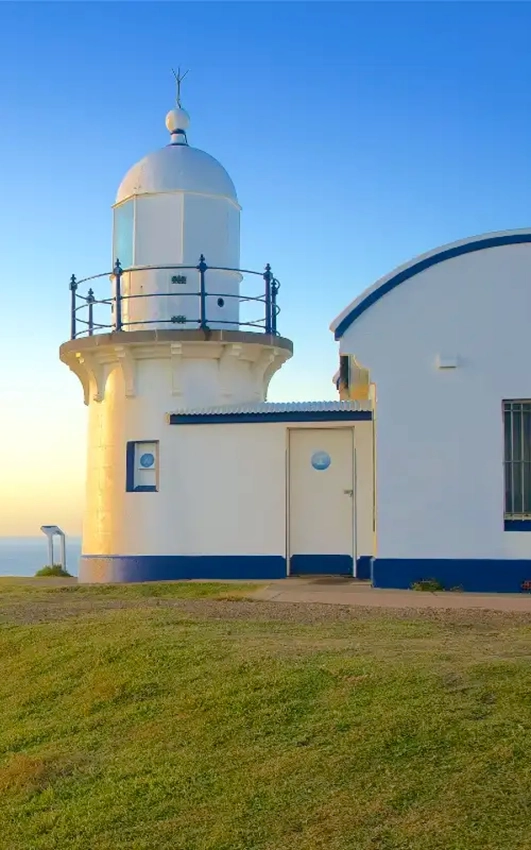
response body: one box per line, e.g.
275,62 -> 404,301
84,394 -> 288,558
354,418 -> 374,559
82,374 -> 372,562
337,241 -> 531,561
162,423 -> 286,557
78,341 -> 288,557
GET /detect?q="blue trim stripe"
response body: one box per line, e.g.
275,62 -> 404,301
79,555 -> 287,583
356,555 -> 372,580
169,410 -> 372,425
334,232 -> 531,340
505,519 -> 531,531
290,554 -> 353,575
372,558 -> 531,594
125,442 -> 135,492
80,554 -> 371,583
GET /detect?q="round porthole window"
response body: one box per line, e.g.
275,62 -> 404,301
311,450 -> 331,471
217,297 -> 225,307
139,452 -> 155,469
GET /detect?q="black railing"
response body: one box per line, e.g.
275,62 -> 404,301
68,256 -> 281,340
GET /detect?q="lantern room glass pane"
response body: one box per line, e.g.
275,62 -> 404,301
114,200 -> 134,269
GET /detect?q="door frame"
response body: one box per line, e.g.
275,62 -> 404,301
285,425 -> 357,576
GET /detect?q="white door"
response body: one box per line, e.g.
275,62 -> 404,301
288,428 -> 355,575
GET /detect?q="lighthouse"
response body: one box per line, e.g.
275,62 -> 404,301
60,88 -> 373,583
60,89 -> 298,582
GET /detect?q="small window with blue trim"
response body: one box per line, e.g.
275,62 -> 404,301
126,441 -> 159,492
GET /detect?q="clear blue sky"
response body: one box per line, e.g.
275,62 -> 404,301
2,1 -> 530,534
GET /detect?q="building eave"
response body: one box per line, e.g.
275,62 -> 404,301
330,229 -> 531,341
167,400 -> 373,424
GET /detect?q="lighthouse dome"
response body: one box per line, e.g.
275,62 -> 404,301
115,108 -> 238,205
116,145 -> 238,204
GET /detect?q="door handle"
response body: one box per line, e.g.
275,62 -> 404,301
343,489 -> 353,496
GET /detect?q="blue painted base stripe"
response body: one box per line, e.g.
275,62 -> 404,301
80,555 -> 287,584
290,554 -> 353,575
504,519 -> 531,531
356,555 -> 373,580
373,558 -> 531,594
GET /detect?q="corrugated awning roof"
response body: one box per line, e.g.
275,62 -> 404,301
167,400 -> 372,424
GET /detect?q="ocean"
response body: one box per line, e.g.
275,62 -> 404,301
0,537 -> 81,577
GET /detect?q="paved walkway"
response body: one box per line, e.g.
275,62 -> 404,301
251,577 -> 531,612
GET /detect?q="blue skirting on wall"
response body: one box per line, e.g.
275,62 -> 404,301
372,558 -> 531,594
79,555 -> 287,584
356,556 -> 373,580
504,519 -> 531,531
289,554 -> 353,575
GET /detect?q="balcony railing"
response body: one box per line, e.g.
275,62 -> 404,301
68,256 -> 281,340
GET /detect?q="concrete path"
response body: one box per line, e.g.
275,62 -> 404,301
251,577 -> 531,612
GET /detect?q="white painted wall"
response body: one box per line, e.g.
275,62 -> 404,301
337,239 -> 531,560
82,384 -> 372,560
69,337 -> 289,556
354,416 -> 374,558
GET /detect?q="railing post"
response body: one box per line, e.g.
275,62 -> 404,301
197,254 -> 208,330
69,275 -> 77,340
87,288 -> 95,336
271,275 -> 279,335
263,264 -> 272,335
113,259 -> 123,332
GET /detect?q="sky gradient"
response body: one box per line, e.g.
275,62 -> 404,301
2,1 -> 531,535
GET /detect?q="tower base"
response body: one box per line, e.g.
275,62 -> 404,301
79,554 -> 287,583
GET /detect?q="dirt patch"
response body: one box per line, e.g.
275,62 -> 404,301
2,596 -> 531,628
0,751 -> 88,795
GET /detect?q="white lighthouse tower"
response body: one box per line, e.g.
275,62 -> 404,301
60,90 -> 294,582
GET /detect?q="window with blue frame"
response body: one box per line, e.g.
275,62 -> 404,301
126,441 -> 159,492
113,200 -> 134,269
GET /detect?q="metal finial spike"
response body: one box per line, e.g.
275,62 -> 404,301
171,66 -> 190,109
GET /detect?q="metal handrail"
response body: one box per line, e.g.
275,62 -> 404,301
68,256 -> 281,340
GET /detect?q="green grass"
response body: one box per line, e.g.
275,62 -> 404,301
0,577 -> 258,599
1,583 -> 531,849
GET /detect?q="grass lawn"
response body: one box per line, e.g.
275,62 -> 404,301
1,580 -> 531,849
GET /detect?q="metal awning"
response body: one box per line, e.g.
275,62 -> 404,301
167,400 -> 373,424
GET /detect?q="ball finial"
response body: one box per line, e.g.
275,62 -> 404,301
166,107 -> 190,134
